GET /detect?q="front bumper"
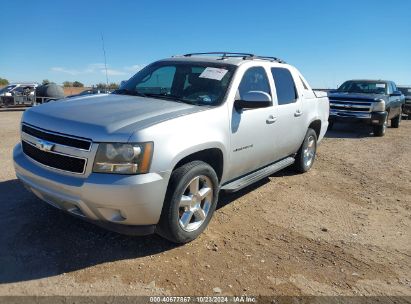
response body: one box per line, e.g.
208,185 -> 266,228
402,103 -> 411,115
13,143 -> 170,235
329,110 -> 387,125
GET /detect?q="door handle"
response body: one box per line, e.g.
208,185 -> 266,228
266,115 -> 277,124
294,110 -> 303,117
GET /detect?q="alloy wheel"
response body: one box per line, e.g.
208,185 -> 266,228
303,135 -> 316,168
178,175 -> 213,232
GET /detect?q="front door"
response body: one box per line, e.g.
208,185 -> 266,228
228,66 -> 279,180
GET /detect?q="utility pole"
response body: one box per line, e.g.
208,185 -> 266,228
101,33 -> 109,89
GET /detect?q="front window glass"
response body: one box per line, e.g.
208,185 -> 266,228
136,66 -> 176,94
238,67 -> 271,99
337,81 -> 387,94
115,61 -> 236,106
0,85 -> 17,94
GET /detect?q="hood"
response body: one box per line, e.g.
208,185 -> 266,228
22,94 -> 204,142
328,91 -> 385,101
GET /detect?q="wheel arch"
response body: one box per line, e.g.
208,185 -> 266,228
308,119 -> 321,139
172,147 -> 224,182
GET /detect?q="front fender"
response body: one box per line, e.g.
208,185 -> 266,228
128,106 -> 230,176
169,142 -> 227,172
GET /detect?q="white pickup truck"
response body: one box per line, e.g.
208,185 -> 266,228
14,52 -> 329,243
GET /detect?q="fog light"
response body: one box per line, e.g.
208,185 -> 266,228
372,119 -> 379,124
98,207 -> 127,222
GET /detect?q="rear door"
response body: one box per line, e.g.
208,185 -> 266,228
269,67 -> 306,159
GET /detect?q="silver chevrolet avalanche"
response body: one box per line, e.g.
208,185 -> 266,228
13,52 -> 329,243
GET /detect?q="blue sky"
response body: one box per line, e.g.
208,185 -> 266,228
1,0 -> 410,88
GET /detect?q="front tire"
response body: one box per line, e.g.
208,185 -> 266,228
294,128 -> 317,173
373,114 -> 388,136
391,109 -> 401,128
157,161 -> 219,243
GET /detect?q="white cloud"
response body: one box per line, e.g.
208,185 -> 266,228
123,64 -> 144,72
50,67 -> 83,75
51,63 -> 106,75
105,69 -> 126,76
88,63 -> 106,69
50,63 -> 143,77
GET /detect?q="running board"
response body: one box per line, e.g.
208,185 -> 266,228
221,157 -> 295,193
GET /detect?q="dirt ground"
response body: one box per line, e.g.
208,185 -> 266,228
0,108 -> 410,296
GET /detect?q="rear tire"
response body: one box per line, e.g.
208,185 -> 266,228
294,128 -> 317,173
157,161 -> 219,243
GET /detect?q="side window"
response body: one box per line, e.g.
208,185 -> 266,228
238,67 -> 271,100
136,66 -> 176,94
391,82 -> 397,92
386,83 -> 392,94
271,68 -> 298,105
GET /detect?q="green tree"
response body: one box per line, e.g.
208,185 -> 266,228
95,83 -> 107,89
95,82 -> 119,90
63,81 -> 73,87
72,81 -> 84,87
42,79 -> 50,85
0,77 -> 9,86
108,82 -> 119,90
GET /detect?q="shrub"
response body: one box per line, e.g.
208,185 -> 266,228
0,77 -> 9,86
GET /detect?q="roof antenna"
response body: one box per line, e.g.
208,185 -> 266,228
101,33 -> 109,89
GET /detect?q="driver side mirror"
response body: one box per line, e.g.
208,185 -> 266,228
391,90 -> 402,96
234,91 -> 272,110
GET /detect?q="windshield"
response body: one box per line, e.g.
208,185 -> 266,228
0,85 -> 17,94
113,61 -> 236,106
337,81 -> 387,94
398,87 -> 411,96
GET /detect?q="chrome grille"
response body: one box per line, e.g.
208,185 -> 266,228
329,99 -> 373,113
22,124 -> 91,150
22,141 -> 86,174
21,123 -> 91,174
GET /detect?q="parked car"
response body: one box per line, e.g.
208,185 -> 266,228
67,88 -> 110,98
0,83 -> 38,97
328,80 -> 404,136
0,83 -> 38,107
398,86 -> 411,119
13,52 -> 329,243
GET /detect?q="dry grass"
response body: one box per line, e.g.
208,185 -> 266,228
63,87 -> 91,96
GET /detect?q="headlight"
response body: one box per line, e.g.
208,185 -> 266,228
373,99 -> 385,112
93,142 -> 153,174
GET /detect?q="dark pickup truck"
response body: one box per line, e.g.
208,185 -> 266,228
328,80 -> 404,136
398,86 -> 411,119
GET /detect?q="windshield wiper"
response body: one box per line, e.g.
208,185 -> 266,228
143,93 -> 192,104
112,88 -> 147,97
113,90 -> 201,105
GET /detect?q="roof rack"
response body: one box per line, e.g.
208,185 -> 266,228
181,52 -> 286,63
250,55 -> 286,64
183,52 -> 254,59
